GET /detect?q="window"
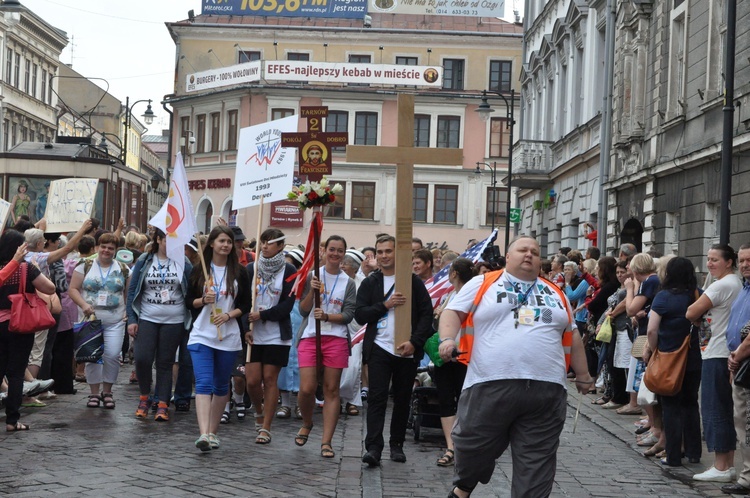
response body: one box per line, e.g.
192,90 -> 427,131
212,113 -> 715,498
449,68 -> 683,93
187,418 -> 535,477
287,52 -> 310,61
489,118 -> 510,158
486,187 -> 508,226
11,122 -> 17,147
437,116 -> 460,148
668,1 -> 687,117
5,48 -> 11,84
180,116 -> 190,155
443,59 -> 464,90
349,54 -> 371,86
325,111 -> 348,152
41,69 -> 47,104
196,114 -> 206,153
48,68 -> 54,104
396,56 -> 418,65
272,108 -> 294,120
351,182 -> 375,219
21,126 -> 27,142
227,110 -> 238,150
210,112 -> 220,152
355,112 -> 377,145
23,59 -> 30,93
2,120 -> 8,151
414,114 -> 430,147
489,60 -> 512,93
239,50 -> 261,63
13,53 -> 20,88
413,184 -> 428,222
434,185 -> 458,224
324,181 -> 346,219
31,64 -> 37,99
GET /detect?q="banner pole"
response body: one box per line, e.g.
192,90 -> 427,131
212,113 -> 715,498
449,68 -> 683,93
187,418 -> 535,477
246,197 -> 265,363
195,233 -> 222,341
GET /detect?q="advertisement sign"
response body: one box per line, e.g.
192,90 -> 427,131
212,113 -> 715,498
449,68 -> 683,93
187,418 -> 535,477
369,0 -> 504,17
233,115 -> 298,209
44,178 -> 99,233
201,0 -> 367,19
186,60 -> 261,93
265,61 -> 443,87
269,200 -> 304,227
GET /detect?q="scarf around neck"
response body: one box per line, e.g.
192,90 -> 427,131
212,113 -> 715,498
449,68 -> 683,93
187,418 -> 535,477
257,251 -> 285,282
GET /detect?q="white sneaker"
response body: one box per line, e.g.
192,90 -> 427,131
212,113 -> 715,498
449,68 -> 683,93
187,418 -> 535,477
692,466 -> 735,482
22,380 -> 40,396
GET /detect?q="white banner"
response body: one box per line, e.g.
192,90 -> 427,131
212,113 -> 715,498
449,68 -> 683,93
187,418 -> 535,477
265,61 -> 443,86
233,115 -> 298,210
186,60 -> 262,93
0,198 -> 10,232
369,0 -> 505,17
43,178 -> 98,232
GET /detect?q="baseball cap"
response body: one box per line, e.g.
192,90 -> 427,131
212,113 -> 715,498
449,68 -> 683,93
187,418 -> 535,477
231,226 -> 247,241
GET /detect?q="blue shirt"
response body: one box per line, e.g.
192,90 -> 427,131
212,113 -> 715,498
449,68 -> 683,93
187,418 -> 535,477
726,280 -> 750,351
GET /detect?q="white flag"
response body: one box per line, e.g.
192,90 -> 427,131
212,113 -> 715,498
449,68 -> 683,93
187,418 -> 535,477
149,152 -> 199,271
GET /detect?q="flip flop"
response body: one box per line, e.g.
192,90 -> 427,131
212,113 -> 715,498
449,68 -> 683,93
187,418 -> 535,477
6,422 -> 30,432
21,399 -> 46,408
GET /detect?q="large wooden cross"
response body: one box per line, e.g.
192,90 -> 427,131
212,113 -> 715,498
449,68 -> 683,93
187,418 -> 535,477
346,94 -> 463,351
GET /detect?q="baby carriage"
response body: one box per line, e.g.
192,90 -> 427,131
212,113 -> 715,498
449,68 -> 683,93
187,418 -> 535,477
408,365 -> 442,441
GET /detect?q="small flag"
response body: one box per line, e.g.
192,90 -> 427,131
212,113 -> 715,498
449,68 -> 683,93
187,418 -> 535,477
287,211 -> 323,298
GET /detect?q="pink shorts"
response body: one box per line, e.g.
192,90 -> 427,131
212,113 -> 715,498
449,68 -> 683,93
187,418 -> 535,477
298,336 -> 350,369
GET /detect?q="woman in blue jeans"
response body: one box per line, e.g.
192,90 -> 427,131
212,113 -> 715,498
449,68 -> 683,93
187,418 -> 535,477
126,228 -> 193,422
186,226 -> 251,451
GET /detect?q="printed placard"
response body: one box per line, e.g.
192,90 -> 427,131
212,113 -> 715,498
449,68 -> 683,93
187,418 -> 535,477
0,198 -> 11,232
44,178 -> 99,232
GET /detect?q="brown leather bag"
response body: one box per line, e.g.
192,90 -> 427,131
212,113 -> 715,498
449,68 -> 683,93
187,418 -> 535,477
643,331 -> 691,396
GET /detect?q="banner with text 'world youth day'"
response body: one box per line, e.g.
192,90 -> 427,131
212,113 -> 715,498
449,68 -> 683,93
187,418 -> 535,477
233,115 -> 298,210
201,0 -> 367,19
43,178 -> 98,233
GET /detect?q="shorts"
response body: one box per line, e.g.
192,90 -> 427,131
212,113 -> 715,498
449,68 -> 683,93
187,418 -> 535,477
28,329 -> 49,367
298,336 -> 349,369
248,344 -> 290,367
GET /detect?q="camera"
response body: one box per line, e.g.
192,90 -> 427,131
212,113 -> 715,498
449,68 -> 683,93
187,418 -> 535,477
363,15 -> 372,28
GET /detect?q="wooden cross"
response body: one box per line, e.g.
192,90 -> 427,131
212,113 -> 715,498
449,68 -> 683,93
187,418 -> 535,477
346,94 -> 463,351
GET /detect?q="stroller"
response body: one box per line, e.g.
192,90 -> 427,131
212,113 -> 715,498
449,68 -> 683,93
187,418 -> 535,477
408,365 -> 442,441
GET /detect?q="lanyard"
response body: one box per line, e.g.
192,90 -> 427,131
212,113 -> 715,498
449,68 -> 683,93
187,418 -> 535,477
155,256 -> 169,283
505,274 -> 537,328
322,268 -> 341,310
98,261 -> 113,283
211,263 -> 226,298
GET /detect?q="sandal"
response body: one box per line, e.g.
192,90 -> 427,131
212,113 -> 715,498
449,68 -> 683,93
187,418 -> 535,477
295,424 -> 313,447
592,396 -> 610,405
256,428 -> 272,444
6,422 -> 30,432
643,444 -> 665,457
346,403 -> 360,416
321,442 -> 335,458
276,406 -> 291,418
101,393 -> 115,409
74,374 -> 86,383
87,394 -> 101,408
254,413 -> 265,432
236,402 -> 246,421
220,410 -> 230,424
437,448 -> 455,467
294,405 -> 303,419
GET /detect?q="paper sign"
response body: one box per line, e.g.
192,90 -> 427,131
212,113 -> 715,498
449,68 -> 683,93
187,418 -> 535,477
0,198 -> 10,232
233,115 -> 297,209
43,178 -> 99,232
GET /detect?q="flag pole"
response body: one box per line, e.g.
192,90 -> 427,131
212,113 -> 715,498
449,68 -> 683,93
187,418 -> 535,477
246,196 -> 265,363
195,233 -> 222,341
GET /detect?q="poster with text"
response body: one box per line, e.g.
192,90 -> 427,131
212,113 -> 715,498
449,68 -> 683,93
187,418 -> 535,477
44,178 -> 99,232
0,198 -> 10,232
233,115 -> 298,209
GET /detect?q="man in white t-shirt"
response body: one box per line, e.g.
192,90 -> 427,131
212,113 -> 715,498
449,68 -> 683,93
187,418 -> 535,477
437,235 -> 593,498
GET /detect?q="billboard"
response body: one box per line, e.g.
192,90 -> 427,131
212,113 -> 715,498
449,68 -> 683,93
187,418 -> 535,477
369,0 -> 505,17
265,61 -> 443,87
186,60 -> 261,93
201,0 -> 367,19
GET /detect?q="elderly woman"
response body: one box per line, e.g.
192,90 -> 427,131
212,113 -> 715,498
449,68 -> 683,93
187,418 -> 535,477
69,232 -> 131,409
339,249 -> 365,415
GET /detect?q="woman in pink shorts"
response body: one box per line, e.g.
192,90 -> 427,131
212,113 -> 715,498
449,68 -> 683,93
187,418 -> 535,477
295,235 -> 357,458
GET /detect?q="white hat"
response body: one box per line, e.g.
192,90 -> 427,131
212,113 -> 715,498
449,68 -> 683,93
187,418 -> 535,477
286,249 -> 304,265
345,249 -> 365,265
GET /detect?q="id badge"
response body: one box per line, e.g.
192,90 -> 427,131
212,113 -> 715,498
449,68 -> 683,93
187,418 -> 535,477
214,307 -> 223,315
321,321 -> 332,332
160,289 -> 170,303
97,291 -> 108,306
377,317 -> 388,329
518,307 -> 535,326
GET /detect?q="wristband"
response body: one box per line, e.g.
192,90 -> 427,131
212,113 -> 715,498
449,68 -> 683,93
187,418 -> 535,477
201,296 -> 206,305
439,337 -> 455,344
225,313 -> 231,320
324,313 -> 329,322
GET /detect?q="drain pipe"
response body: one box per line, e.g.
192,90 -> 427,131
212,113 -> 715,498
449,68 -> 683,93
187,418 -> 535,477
597,0 -> 616,251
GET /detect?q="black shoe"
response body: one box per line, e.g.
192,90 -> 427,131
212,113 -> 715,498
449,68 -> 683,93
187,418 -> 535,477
175,401 -> 190,412
362,450 -> 381,467
722,483 -> 750,495
390,444 -> 406,463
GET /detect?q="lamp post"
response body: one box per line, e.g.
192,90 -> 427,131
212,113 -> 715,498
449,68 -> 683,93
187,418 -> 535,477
474,161 -> 498,232
476,88 -> 515,253
98,132 -> 123,158
122,96 -> 155,166
150,173 -> 168,200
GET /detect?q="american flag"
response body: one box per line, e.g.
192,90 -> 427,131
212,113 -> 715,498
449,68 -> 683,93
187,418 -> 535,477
424,229 -> 498,308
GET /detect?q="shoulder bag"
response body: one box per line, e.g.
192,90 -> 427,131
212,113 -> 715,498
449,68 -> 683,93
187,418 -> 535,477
734,322 -> 750,388
642,328 -> 691,396
8,263 -> 57,334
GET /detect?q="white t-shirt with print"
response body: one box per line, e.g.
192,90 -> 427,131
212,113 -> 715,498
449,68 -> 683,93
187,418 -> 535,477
300,267 -> 351,340
188,265 -> 241,352
75,259 -> 127,325
139,256 -> 185,325
252,270 -> 291,346
702,273 -> 743,359
447,272 -> 573,390
373,275 -> 412,358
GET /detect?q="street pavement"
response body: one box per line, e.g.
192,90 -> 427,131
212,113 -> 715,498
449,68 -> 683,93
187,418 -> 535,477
0,369 -> 737,497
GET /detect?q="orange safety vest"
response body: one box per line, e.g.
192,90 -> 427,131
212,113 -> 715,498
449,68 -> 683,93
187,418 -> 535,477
457,270 -> 574,370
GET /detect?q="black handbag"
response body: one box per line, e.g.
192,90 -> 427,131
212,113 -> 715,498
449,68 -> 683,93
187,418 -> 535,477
73,315 -> 104,363
734,323 -> 750,388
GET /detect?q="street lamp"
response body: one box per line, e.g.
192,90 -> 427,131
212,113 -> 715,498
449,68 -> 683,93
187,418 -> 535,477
150,173 -> 168,199
98,132 -> 123,158
476,88 -> 515,253
474,161 -> 498,232
122,97 -> 155,166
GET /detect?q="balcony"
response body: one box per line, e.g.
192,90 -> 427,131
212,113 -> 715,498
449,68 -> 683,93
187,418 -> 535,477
503,139 -> 554,190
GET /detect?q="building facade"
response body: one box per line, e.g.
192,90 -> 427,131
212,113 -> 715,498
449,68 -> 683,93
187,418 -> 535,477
166,13 -> 522,251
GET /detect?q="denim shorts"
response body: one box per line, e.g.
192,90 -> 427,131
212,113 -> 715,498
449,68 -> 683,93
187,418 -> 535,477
701,357 -> 737,453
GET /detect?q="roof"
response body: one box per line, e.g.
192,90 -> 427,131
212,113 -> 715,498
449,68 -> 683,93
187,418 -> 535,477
143,134 -> 169,143
8,141 -> 104,159
173,12 -> 523,35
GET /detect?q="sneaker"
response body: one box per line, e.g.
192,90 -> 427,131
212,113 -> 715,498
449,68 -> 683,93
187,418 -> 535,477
362,449 -> 381,467
693,466 -> 735,483
361,388 -> 368,402
22,380 -> 41,396
135,397 -> 151,418
174,401 -> 190,412
390,443 -> 407,463
154,402 -> 170,422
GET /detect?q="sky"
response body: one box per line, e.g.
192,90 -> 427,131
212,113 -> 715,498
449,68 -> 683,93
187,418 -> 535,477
20,0 -> 200,133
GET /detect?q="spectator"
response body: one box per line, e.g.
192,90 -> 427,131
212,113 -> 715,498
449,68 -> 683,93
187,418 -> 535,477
412,249 -> 434,282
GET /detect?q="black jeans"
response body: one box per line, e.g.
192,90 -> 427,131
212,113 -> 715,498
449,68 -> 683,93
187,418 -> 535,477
173,328 -> 194,405
50,328 -> 75,393
365,345 -> 418,453
0,322 -> 35,426
661,368 -> 702,464
134,320 -> 185,402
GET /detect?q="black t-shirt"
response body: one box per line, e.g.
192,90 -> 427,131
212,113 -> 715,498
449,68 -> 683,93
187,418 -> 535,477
651,289 -> 701,371
636,274 -> 660,335
0,263 -> 42,310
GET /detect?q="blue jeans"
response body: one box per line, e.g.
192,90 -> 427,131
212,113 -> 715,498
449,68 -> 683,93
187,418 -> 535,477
187,343 -> 237,396
701,358 -> 737,453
